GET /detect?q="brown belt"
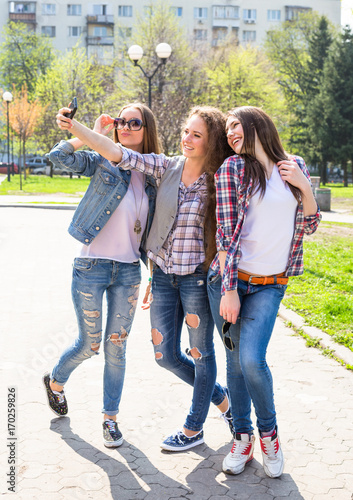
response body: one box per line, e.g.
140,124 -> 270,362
238,270 -> 288,285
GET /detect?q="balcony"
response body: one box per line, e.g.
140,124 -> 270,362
9,12 -> 36,23
87,36 -> 114,45
86,15 -> 114,25
285,6 -> 311,21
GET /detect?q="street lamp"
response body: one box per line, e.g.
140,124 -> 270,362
2,91 -> 13,182
128,43 -> 172,109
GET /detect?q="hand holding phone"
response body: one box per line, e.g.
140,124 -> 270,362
63,97 -> 77,119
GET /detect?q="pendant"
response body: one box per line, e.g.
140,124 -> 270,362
134,219 -> 142,235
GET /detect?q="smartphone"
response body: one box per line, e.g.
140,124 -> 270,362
64,97 -> 77,119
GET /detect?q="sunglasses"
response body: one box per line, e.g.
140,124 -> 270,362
113,117 -> 145,131
222,317 -> 253,351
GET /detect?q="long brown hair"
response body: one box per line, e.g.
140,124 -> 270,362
113,102 -> 162,154
184,106 -> 233,268
228,106 -> 301,202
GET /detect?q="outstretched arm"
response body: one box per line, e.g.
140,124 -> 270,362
56,108 -> 122,163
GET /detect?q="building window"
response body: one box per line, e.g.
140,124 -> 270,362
194,29 -> 207,40
41,26 -> 56,37
68,26 -> 82,37
67,4 -> 82,16
42,4 -> 56,15
242,30 -> 256,42
10,2 -> 36,13
118,27 -> 132,37
243,9 -> 256,23
267,10 -> 281,21
285,6 -> 311,21
194,8 -> 208,19
212,27 -> 227,42
213,6 -> 239,19
118,5 -> 132,17
170,7 -> 182,17
93,26 -> 108,36
93,4 -> 107,15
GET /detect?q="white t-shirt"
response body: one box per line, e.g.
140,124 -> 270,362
78,170 -> 148,263
239,165 -> 297,276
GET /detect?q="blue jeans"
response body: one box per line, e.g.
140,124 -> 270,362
51,258 -> 141,416
150,265 -> 226,432
207,269 -> 286,435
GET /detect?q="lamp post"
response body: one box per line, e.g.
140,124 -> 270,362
2,91 -> 13,182
128,43 -> 172,109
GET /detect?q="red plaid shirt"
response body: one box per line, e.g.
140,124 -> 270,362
210,155 -> 321,295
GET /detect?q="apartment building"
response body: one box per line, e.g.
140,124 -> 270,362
0,0 -> 341,64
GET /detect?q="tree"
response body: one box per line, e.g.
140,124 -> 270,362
113,1 -> 206,154
264,12 -> 337,163
6,84 -> 45,185
0,22 -> 54,95
34,45 -> 114,155
307,27 -> 353,187
204,44 -> 289,145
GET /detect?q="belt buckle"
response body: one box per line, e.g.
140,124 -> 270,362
248,275 -> 257,285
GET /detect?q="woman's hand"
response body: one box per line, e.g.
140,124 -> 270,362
220,289 -> 240,324
141,281 -> 152,311
93,114 -> 115,136
278,159 -> 318,216
56,108 -> 74,130
277,159 -> 311,191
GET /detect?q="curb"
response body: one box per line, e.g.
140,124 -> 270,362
278,304 -> 353,367
0,203 -> 77,210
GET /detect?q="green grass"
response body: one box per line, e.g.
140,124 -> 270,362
320,184 -> 353,212
327,185 -> 353,198
0,175 -> 90,196
283,223 -> 353,352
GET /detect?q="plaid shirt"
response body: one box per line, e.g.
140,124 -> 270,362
118,147 -> 207,275
210,154 -> 321,295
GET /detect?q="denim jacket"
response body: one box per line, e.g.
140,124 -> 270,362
49,140 -> 157,266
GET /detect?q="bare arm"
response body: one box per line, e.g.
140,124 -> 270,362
56,108 -> 122,163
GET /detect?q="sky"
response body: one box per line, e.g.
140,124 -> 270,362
341,0 -> 353,28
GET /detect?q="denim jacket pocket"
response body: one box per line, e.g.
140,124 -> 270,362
93,169 -> 121,195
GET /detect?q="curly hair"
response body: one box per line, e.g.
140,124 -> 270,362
184,106 -> 233,268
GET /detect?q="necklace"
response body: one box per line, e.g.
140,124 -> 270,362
130,176 -> 144,239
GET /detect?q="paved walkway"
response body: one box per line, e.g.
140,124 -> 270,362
0,205 -> 352,500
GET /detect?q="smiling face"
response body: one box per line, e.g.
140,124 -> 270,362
226,115 -> 244,154
181,115 -> 209,160
117,107 -> 144,153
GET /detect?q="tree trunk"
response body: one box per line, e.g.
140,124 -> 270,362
23,139 -> 26,181
19,136 -> 23,190
320,160 -> 327,185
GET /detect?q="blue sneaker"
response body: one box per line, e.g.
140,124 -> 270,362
219,388 -> 234,436
161,429 -> 204,451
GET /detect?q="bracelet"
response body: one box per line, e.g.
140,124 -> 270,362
148,277 -> 152,282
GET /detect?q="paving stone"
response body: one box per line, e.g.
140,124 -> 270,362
2,207 -> 353,500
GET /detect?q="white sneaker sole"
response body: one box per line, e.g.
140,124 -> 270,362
161,437 -> 204,451
222,455 -> 253,475
104,436 -> 124,448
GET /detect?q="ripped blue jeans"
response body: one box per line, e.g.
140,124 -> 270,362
51,258 -> 141,416
150,265 -> 226,432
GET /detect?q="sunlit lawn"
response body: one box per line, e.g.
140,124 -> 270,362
0,174 -> 90,196
283,221 -> 353,352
